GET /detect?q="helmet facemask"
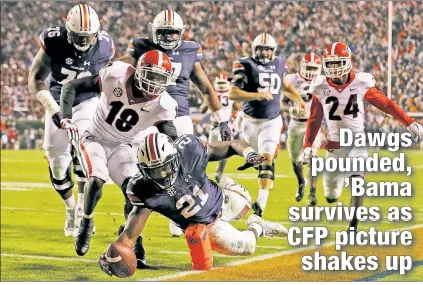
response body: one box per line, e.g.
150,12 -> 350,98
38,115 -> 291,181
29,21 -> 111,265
134,65 -> 171,99
214,79 -> 230,92
323,57 -> 352,79
66,27 -> 98,52
300,62 -> 322,81
154,28 -> 183,50
253,46 -> 275,64
137,153 -> 180,190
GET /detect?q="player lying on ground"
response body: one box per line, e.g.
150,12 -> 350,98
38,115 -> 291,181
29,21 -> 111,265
282,53 -> 323,206
301,42 -> 423,232
230,32 -> 306,217
28,4 -> 115,237
60,50 -> 178,267
98,133 -> 288,277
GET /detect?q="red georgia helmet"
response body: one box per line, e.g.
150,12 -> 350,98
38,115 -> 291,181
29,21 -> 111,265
214,71 -> 230,92
322,42 -> 352,79
300,53 -> 322,81
135,50 -> 172,98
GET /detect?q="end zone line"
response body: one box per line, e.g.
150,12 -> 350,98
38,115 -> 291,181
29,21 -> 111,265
140,223 -> 423,281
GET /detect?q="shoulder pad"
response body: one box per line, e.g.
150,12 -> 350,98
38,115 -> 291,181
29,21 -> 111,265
233,58 -> 248,73
356,72 -> 376,88
99,61 -> 134,81
132,37 -> 152,48
159,92 -> 178,111
309,75 -> 326,93
39,26 -> 65,55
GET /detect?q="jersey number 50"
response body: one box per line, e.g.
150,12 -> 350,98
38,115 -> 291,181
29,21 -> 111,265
258,73 -> 281,94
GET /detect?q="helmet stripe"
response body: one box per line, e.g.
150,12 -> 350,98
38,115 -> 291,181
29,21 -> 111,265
167,9 -> 172,23
144,135 -> 151,161
78,4 -> 83,31
311,53 -> 314,62
157,50 -> 163,67
87,5 -> 91,31
154,133 -> 161,159
148,133 -> 157,160
263,33 -> 267,44
82,4 -> 89,31
331,42 -> 339,56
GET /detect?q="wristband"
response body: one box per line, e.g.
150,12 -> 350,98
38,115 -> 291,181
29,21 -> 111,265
213,109 -> 225,124
36,90 -> 60,114
243,147 -> 255,158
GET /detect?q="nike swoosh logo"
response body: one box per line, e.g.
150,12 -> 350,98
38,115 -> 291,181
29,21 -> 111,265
141,107 -> 149,112
350,88 -> 357,91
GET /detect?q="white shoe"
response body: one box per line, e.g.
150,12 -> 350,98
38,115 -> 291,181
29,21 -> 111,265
75,207 -> 83,230
64,209 -> 77,237
169,220 -> 183,237
247,214 -> 288,237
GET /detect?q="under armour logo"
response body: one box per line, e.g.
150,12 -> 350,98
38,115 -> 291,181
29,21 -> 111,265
269,66 -> 276,70
172,51 -> 179,55
84,61 -> 91,66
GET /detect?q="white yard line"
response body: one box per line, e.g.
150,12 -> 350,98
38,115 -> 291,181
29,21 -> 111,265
1,253 -> 96,263
140,223 -> 423,281
160,250 -> 239,258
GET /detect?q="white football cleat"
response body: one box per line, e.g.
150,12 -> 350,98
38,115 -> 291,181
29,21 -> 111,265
169,220 -> 183,237
64,209 -> 77,237
247,214 -> 288,237
74,207 -> 83,230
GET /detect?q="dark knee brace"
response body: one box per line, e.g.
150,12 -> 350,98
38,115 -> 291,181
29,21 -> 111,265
258,164 -> 275,180
48,166 -> 74,195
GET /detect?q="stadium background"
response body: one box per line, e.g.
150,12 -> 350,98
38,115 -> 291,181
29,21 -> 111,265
1,1 -> 423,282
1,1 -> 422,150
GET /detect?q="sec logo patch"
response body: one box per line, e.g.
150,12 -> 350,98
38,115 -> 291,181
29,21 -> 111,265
113,87 -> 123,97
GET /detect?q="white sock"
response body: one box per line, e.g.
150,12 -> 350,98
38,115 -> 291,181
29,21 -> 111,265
83,213 -> 93,219
248,223 -> 263,238
77,193 -> 84,209
257,189 -> 269,209
64,194 -> 76,210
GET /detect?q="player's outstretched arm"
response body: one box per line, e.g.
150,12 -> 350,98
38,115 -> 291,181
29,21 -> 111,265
116,206 -> 152,248
156,120 -> 178,141
229,74 -> 273,102
116,53 -> 137,66
191,62 -> 222,113
60,75 -> 101,119
303,95 -> 324,149
28,49 -> 51,95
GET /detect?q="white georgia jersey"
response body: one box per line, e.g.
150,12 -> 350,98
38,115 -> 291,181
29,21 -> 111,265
310,72 -> 375,142
87,61 -> 177,143
210,90 -> 234,123
285,73 -> 313,119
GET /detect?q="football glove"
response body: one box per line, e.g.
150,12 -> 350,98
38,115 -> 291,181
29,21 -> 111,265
299,147 -> 313,164
237,152 -> 265,171
61,119 -> 79,142
407,122 -> 423,143
219,121 -> 232,141
98,253 -> 113,277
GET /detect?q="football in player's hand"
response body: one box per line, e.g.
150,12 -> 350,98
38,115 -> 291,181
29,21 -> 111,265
106,242 -> 137,278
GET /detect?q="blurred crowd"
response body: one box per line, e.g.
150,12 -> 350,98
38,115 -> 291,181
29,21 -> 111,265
1,1 -> 422,147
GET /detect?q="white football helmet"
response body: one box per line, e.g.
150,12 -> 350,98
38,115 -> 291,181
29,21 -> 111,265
137,132 -> 180,189
252,33 -> 278,64
214,71 -> 230,92
150,10 -> 185,50
65,4 -> 100,52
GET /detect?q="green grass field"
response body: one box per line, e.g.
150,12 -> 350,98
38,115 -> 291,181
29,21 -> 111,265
1,149 -> 422,281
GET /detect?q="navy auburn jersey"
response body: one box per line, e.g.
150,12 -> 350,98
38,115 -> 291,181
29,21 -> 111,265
38,25 -> 115,106
126,38 -> 203,116
232,57 -> 287,119
127,134 -> 223,229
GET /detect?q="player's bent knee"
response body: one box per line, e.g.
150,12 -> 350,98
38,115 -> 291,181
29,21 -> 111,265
258,164 -> 275,180
87,176 -> 105,192
48,166 -> 74,193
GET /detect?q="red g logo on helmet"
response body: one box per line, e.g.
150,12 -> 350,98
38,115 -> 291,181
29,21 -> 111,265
134,50 -> 172,99
322,42 -> 352,79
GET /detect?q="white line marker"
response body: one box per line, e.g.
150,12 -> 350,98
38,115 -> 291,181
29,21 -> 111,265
160,251 -> 239,258
1,253 -> 96,263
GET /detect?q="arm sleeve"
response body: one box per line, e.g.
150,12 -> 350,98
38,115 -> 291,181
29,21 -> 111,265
126,173 -> 146,206
364,87 -> 415,126
155,120 -> 178,141
303,95 -> 324,148
196,44 -> 203,62
60,74 -> 100,119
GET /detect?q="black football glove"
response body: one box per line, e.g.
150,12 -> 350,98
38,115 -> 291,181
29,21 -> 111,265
237,152 -> 266,171
52,112 -> 63,129
219,121 -> 232,141
99,253 -> 113,277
